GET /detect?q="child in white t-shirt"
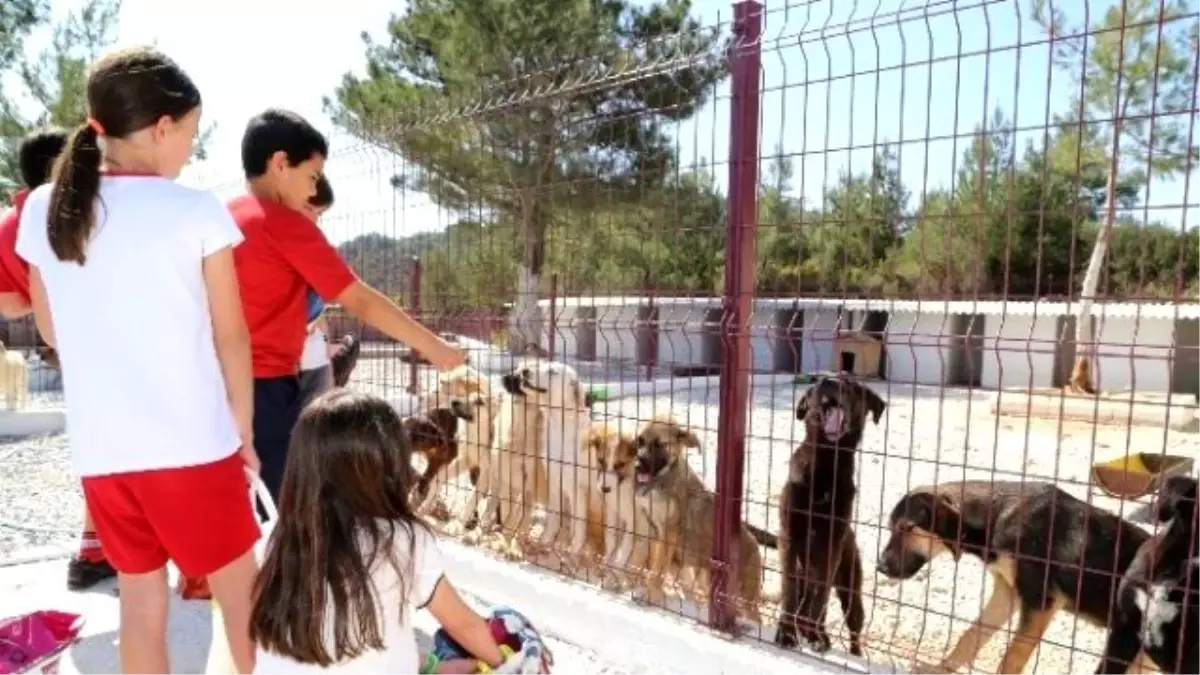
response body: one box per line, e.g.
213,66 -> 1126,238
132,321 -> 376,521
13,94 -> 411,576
251,389 -> 504,674
297,176 -> 335,410
16,46 -> 258,673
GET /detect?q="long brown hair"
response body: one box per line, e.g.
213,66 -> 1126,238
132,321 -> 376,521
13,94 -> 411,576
250,389 -> 428,666
48,46 -> 200,265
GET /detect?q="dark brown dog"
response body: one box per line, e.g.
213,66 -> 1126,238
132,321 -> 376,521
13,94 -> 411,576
1097,474 -> 1198,674
403,400 -> 476,508
771,375 -> 883,656
877,481 -> 1150,674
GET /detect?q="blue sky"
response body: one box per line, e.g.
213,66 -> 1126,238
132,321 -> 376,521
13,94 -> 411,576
16,0 -> 1199,244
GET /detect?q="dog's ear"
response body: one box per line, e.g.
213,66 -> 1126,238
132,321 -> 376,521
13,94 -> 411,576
795,384 -> 817,421
574,382 -> 588,409
405,417 -> 442,448
429,408 -> 460,440
1156,475 -> 1198,523
673,424 -> 701,449
909,491 -> 965,559
860,384 -> 887,424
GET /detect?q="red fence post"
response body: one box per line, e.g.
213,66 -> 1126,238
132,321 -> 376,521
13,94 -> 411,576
408,255 -> 422,394
710,0 -> 762,633
548,273 -> 558,362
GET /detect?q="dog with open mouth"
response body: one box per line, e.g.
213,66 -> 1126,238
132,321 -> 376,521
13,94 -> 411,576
632,415 -> 770,624
499,360 -> 594,568
1097,474 -> 1198,674
770,374 -> 882,656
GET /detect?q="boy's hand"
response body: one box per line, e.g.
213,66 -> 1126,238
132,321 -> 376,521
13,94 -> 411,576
425,341 -> 469,372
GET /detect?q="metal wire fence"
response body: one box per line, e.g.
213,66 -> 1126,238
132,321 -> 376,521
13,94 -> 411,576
185,0 -> 1199,672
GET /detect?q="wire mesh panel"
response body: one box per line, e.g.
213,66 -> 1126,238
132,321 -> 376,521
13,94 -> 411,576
183,0 -> 1193,672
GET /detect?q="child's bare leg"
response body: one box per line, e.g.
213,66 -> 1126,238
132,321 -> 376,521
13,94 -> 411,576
116,567 -> 170,673
207,548 -> 259,674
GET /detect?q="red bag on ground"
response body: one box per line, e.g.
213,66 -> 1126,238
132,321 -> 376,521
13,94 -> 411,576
0,610 -> 84,674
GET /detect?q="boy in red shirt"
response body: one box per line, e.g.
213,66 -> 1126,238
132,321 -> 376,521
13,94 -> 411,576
0,127 -> 117,591
230,109 -> 466,501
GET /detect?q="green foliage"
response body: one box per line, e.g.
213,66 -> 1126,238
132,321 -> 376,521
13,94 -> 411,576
327,0 -> 727,278
0,0 -> 214,202
346,117 -> 1197,308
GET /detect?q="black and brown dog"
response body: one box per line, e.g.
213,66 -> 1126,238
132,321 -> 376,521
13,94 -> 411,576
403,400 -> 478,509
766,374 -> 883,656
877,481 -> 1150,674
1097,474 -> 1198,674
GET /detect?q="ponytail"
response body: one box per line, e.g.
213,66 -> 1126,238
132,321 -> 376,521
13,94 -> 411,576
46,123 -> 103,265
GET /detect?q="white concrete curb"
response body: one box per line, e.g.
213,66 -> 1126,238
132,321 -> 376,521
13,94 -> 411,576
0,409 -> 66,436
437,538 -> 894,674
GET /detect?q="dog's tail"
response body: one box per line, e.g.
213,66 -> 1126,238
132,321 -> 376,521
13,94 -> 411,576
331,334 -> 362,387
746,523 -> 778,549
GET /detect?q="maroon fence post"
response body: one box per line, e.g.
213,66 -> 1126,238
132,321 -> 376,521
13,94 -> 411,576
710,0 -> 762,633
408,255 -> 422,394
548,273 -> 559,362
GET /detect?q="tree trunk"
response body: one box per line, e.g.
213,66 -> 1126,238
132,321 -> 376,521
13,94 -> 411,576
509,265 -> 543,356
1068,163 -> 1119,394
509,202 -> 546,357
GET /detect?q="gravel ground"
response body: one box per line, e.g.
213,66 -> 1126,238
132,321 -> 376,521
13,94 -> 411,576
5,350 -> 1194,674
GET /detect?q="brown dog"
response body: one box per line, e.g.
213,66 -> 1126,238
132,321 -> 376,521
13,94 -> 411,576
634,416 -> 766,623
403,401 -> 476,511
877,481 -> 1151,674
770,375 -> 881,656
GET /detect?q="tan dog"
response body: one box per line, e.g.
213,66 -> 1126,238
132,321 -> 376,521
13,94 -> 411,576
0,342 -> 28,410
421,366 -> 502,528
585,422 -> 650,589
634,416 -> 765,624
500,360 -> 593,566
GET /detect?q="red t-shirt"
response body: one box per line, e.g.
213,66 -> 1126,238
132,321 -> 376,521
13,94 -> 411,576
228,195 -> 357,378
0,190 -> 32,301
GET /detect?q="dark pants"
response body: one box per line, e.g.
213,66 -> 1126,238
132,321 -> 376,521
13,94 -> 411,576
297,365 -> 334,412
253,376 -> 301,504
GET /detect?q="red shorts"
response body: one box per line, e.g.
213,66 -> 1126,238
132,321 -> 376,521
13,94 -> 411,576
81,453 -> 259,577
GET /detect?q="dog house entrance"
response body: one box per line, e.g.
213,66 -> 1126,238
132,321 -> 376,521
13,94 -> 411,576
840,351 -> 856,373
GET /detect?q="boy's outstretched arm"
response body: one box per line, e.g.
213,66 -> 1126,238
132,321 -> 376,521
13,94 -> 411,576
268,209 -> 467,372
337,282 -> 466,371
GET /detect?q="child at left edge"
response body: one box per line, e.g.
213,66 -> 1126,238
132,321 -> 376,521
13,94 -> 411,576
0,128 -> 118,591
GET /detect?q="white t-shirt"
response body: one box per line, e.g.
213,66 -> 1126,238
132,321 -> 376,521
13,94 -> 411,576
254,523 -> 446,674
16,177 -> 242,477
300,325 -> 330,371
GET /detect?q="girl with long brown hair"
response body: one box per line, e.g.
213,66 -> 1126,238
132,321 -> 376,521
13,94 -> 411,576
251,389 -> 504,673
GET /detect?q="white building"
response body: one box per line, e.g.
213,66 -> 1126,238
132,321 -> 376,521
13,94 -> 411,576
538,296 -> 1200,397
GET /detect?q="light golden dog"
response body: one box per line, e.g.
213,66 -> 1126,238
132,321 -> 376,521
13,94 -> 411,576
585,421 -> 651,589
633,416 -> 766,624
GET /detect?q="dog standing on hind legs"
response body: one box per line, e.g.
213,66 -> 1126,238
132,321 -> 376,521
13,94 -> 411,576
633,416 -> 768,625
500,360 -> 593,569
770,374 -> 879,657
